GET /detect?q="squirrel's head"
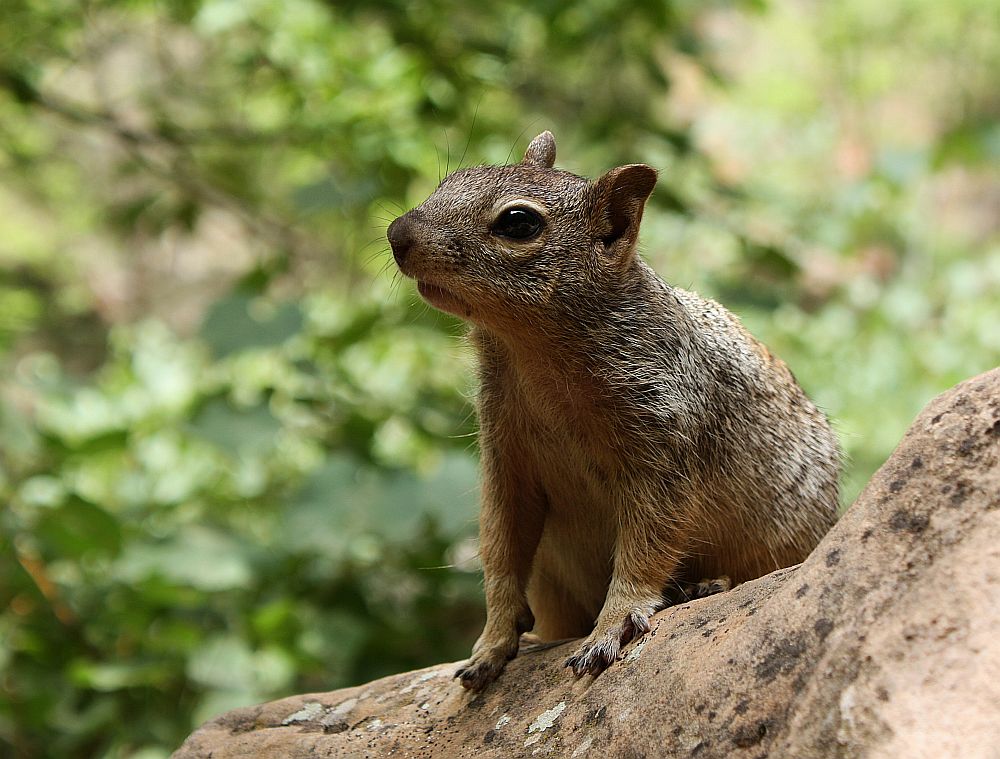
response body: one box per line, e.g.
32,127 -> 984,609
387,131 -> 657,329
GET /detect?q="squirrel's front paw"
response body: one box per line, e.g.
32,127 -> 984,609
454,643 -> 517,691
565,608 -> 652,677
456,607 -> 533,691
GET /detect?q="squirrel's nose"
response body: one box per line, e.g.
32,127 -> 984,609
387,213 -> 417,267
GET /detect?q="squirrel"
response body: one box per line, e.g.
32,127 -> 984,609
387,131 -> 841,691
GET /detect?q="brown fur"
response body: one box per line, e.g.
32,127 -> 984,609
387,132 -> 841,690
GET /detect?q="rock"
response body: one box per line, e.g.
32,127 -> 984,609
172,369 -> 1000,759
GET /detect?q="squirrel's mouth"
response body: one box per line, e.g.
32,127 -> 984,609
417,280 -> 472,319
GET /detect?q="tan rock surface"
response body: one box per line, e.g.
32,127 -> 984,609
172,368 -> 1000,759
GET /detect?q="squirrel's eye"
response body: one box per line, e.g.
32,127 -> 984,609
491,207 -> 543,241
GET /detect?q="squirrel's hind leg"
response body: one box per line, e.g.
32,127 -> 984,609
661,575 -> 732,606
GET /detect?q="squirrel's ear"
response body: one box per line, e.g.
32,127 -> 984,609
522,131 -> 556,168
590,164 -> 657,259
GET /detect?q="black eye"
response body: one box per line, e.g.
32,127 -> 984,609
491,207 -> 543,240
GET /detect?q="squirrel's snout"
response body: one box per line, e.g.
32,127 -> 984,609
387,213 -> 418,268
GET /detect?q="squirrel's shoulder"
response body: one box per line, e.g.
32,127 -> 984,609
664,284 -> 784,379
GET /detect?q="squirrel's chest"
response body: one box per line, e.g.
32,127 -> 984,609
501,379 -> 628,502
479,353 -> 656,499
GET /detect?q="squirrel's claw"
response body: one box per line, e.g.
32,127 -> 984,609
455,660 -> 502,691
565,608 -> 652,678
454,643 -> 517,691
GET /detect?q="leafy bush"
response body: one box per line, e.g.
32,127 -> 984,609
0,0 -> 997,756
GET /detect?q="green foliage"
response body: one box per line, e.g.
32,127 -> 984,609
0,0 -> 997,756
2,298 -> 483,755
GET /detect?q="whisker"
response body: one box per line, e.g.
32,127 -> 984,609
376,200 -> 405,219
506,123 -> 535,166
445,129 -> 452,176
458,94 -> 483,170
364,246 -> 393,268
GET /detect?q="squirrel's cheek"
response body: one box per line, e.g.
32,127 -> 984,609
416,280 -> 472,319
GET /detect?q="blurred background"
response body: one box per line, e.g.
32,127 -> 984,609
1,0 -> 997,756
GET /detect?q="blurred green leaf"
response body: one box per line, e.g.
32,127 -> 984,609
934,122 -> 1000,168
36,499 -> 122,558
70,660 -> 171,691
114,527 -> 253,592
200,294 -> 303,358
282,452 -> 477,557
188,398 -> 282,456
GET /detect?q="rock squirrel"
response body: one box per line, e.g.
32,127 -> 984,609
387,131 -> 841,691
